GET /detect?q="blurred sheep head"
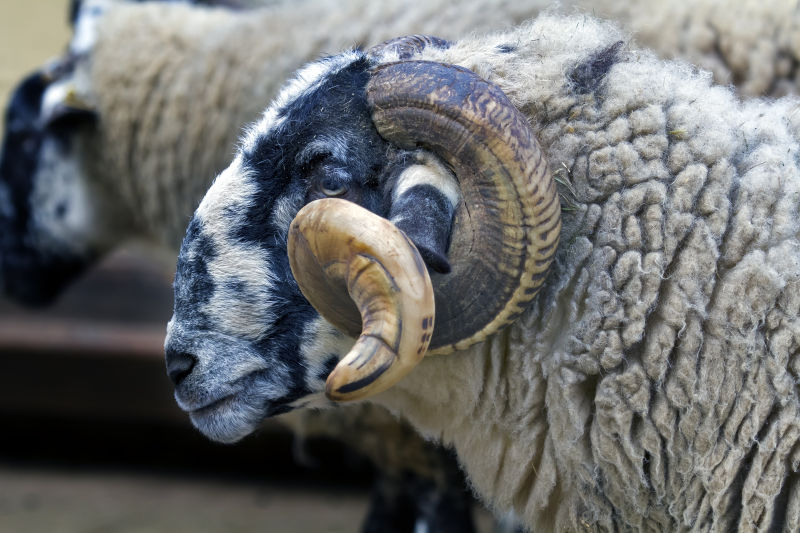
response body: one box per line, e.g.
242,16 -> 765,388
0,65 -> 105,305
0,0 -> 125,305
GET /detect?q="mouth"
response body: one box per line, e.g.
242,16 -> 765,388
184,389 -> 264,444
189,393 -> 236,417
164,324 -> 320,443
173,363 -> 263,411
175,371 -> 299,444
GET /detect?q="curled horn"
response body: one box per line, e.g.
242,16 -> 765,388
289,198 -> 435,401
289,41 -> 561,400
366,59 -> 561,353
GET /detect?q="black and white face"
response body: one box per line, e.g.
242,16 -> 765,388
166,48 -> 465,443
0,69 -> 110,305
166,52 -> 395,442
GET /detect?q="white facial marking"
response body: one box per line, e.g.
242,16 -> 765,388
300,316 -> 356,373
292,315 -> 356,408
195,157 -> 278,340
269,189 -> 303,240
206,247 -> 277,340
195,155 -> 253,223
393,158 -> 460,208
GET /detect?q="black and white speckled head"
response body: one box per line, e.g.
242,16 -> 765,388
166,50 -> 460,443
0,0 -> 134,305
0,66 -> 117,305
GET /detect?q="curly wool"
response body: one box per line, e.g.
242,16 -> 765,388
262,0 -> 800,100
371,14 -> 800,532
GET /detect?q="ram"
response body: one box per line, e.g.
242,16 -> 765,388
0,2 -> 567,532
166,14 -> 800,532
5,1 -> 800,531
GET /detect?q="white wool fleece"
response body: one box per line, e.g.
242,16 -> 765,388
371,14 -> 800,532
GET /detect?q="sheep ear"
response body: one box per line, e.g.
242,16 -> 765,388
41,83 -> 98,129
68,0 -> 81,26
388,158 -> 459,274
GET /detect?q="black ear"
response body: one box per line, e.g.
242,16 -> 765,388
69,0 -> 81,26
44,104 -> 98,130
40,82 -> 98,130
1,70 -> 48,195
5,70 -> 48,127
389,184 -> 456,274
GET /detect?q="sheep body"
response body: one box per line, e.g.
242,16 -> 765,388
371,17 -> 800,531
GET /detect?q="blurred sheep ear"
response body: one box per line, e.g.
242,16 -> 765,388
69,0 -> 81,26
388,155 -> 459,274
41,83 -> 97,129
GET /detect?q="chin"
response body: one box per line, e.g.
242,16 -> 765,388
187,392 -> 268,444
185,384 -> 319,443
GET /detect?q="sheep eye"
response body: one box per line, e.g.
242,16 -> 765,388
321,177 -> 348,197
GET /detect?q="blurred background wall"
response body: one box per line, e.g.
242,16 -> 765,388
0,0 -> 71,112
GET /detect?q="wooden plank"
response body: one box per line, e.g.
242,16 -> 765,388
0,318 -> 166,360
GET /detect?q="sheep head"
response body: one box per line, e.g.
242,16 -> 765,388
165,39 -> 560,442
0,1 -> 127,306
0,62 -> 109,305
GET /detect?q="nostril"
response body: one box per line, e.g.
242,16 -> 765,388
166,348 -> 197,386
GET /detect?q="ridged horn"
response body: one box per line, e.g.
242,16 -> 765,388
367,35 -> 451,61
366,59 -> 561,354
288,198 -> 435,401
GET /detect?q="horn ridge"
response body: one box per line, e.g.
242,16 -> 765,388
366,60 -> 561,353
367,35 -> 451,61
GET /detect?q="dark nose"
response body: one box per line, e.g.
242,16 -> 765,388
165,347 -> 197,386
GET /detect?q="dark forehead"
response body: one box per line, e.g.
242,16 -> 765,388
241,55 -> 378,176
